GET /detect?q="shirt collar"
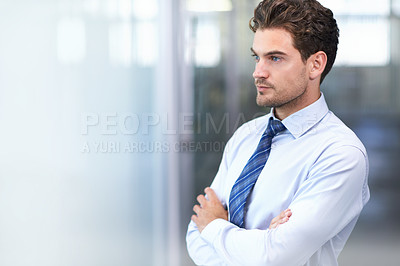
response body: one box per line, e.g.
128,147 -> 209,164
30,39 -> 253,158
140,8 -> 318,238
270,93 -> 329,139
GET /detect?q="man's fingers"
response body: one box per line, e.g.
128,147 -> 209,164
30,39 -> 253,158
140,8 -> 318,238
271,209 -> 287,224
204,187 -> 218,202
280,209 -> 290,218
191,188 -> 228,233
270,219 -> 280,229
197,194 -> 207,206
269,213 -> 281,229
193,204 -> 201,214
279,216 -> 289,224
269,222 -> 277,229
269,209 -> 292,229
191,214 -> 197,223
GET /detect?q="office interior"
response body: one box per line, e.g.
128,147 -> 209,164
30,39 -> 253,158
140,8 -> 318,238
0,0 -> 399,265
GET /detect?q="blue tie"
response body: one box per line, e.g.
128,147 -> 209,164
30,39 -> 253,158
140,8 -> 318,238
229,118 -> 286,228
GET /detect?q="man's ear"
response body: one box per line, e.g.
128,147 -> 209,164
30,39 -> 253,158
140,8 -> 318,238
309,51 -> 327,80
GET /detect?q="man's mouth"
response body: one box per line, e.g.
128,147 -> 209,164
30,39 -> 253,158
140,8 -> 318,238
256,85 -> 273,92
255,79 -> 274,91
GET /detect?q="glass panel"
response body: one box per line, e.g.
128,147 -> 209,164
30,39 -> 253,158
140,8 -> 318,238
393,0 -> 400,16
321,0 -> 390,15
0,0 -> 172,265
184,1 -> 400,266
335,17 -> 390,66
57,18 -> 87,64
194,17 -> 221,67
319,0 -> 391,66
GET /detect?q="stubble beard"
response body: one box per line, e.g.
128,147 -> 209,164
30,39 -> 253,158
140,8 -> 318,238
255,70 -> 308,109
255,79 -> 278,107
256,90 -> 280,107
256,89 -> 306,108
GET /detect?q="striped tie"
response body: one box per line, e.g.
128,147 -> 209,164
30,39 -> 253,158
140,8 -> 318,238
229,118 -> 286,228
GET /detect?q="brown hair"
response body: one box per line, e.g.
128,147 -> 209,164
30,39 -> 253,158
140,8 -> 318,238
250,0 -> 339,84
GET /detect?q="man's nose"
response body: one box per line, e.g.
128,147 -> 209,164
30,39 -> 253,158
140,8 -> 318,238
253,62 -> 269,79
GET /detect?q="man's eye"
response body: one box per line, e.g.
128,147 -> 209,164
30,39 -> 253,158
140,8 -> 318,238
252,54 -> 260,62
271,56 -> 281,62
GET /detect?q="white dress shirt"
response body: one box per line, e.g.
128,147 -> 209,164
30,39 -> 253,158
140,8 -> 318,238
186,94 -> 370,266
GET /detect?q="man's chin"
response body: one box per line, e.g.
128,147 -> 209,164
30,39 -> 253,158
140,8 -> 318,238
256,96 -> 274,108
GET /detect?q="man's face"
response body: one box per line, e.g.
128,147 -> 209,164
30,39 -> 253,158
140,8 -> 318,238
252,28 -> 311,110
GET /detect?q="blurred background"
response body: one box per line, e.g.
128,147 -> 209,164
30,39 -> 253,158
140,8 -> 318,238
0,0 -> 399,265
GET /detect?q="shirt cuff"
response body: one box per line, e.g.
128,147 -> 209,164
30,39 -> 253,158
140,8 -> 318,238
201,218 -> 234,245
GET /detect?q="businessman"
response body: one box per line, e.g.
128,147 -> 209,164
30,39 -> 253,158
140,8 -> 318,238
187,0 -> 370,265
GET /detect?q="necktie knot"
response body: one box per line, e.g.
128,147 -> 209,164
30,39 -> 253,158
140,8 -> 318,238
264,119 -> 286,138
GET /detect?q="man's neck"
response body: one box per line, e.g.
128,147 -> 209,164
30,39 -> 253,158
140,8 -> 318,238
274,90 -> 321,120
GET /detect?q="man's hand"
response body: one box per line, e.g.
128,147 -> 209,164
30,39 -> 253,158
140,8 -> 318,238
269,208 -> 292,229
192,187 -> 228,233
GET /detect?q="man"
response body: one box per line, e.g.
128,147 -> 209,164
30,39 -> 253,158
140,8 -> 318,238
186,0 -> 370,265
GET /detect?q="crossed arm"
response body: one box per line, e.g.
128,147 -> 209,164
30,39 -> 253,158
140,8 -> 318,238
187,146 -> 368,265
192,187 -> 291,233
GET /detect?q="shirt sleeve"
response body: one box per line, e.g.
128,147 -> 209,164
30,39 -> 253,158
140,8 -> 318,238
198,145 -> 369,266
186,135 -> 236,265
